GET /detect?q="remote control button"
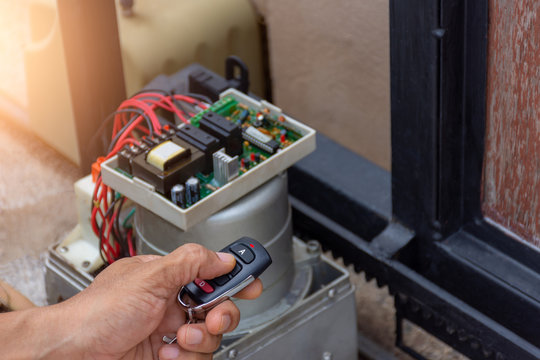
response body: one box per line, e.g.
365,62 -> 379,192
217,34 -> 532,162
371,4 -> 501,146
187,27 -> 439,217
230,244 -> 255,264
213,274 -> 230,286
230,262 -> 242,276
194,278 -> 214,293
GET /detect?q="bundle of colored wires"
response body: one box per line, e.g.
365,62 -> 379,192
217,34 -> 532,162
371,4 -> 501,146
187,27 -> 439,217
90,91 -> 208,265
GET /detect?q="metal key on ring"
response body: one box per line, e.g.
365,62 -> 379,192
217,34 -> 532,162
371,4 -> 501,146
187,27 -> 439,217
163,237 -> 272,345
162,308 -> 196,344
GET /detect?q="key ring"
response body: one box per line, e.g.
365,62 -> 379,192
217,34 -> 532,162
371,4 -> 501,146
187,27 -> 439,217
162,288 -> 206,345
177,287 -> 208,320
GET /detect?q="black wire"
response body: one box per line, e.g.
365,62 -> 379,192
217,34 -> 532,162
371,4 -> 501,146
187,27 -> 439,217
168,90 -> 192,117
87,109 -> 148,156
133,88 -> 187,112
133,88 -> 210,123
183,92 -> 212,104
89,91 -> 208,155
136,89 -> 190,121
107,109 -> 154,154
114,197 -> 127,257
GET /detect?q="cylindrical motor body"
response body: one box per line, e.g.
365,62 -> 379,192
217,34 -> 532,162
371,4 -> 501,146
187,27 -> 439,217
134,173 -> 294,318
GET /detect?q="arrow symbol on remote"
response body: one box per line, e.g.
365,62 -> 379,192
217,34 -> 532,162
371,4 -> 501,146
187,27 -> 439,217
238,249 -> 245,255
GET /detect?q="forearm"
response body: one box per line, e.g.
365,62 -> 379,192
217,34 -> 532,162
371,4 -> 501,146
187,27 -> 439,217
0,304 -> 80,359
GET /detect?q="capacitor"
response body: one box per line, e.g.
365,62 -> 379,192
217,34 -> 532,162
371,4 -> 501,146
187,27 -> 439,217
254,153 -> 261,163
185,177 -> 201,205
171,184 -> 186,208
239,109 -> 249,122
280,134 -> 286,143
254,112 -> 265,127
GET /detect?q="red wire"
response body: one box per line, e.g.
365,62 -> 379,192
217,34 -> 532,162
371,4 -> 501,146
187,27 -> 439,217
100,184 -> 109,213
135,124 -> 150,135
101,239 -> 115,264
134,93 -> 188,123
127,229 -> 136,257
173,94 -> 205,106
92,93 -> 206,263
119,99 -> 162,132
91,206 -> 102,236
110,116 -> 147,154
105,210 -> 120,259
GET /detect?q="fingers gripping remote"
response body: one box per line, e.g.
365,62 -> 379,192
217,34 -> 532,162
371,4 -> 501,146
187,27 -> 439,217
177,237 -> 272,316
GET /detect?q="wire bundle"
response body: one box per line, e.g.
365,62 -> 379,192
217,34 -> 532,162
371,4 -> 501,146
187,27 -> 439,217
90,91 -> 208,265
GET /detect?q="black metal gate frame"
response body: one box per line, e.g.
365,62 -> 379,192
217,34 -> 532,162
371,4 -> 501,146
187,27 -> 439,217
290,1 -> 540,359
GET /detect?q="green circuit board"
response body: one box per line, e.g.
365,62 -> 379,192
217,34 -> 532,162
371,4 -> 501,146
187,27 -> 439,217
187,96 -> 302,206
114,95 -> 305,209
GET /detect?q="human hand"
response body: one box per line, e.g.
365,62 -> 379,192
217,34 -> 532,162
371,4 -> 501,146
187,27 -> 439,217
51,243 -> 263,359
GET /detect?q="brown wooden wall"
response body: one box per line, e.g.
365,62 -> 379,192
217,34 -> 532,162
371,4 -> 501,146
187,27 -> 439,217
483,0 -> 540,247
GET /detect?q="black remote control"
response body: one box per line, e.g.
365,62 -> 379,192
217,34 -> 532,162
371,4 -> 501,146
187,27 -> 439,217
177,237 -> 272,314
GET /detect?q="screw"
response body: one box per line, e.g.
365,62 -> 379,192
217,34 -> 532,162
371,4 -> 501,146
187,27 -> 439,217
322,352 -> 333,360
328,288 -> 336,299
59,246 -> 68,253
82,261 -> 91,268
306,240 -> 321,254
228,349 -> 238,359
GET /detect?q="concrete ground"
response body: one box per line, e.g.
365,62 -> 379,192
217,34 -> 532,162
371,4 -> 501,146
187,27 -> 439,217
0,1 -> 464,358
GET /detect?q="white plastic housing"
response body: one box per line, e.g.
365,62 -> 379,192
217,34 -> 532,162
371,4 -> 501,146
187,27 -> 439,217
101,89 -> 316,230
56,175 -> 104,272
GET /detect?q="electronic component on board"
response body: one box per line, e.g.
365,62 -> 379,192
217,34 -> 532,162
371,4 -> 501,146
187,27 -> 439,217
131,136 -> 205,196
200,112 -> 242,156
176,124 -> 221,174
142,136 -> 161,147
118,145 -> 143,173
213,149 -> 239,186
171,184 -> 186,208
186,177 -> 201,204
242,126 -> 280,154
239,109 -> 249,123
146,140 -> 189,171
